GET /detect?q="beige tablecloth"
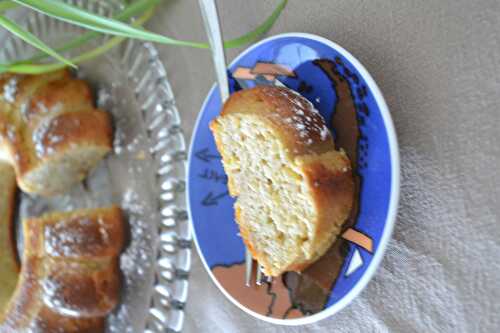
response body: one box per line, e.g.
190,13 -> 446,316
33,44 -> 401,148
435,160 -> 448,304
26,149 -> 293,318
5,0 -> 497,332
149,1 -> 500,332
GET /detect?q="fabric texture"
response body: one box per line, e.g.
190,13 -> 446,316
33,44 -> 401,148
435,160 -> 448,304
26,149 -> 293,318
155,1 -> 499,332
3,0 -> 499,332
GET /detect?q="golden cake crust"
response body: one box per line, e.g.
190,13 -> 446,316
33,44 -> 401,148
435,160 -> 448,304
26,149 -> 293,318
0,206 -> 124,332
24,206 -> 124,260
218,86 -> 334,157
210,86 -> 354,276
0,69 -> 113,196
0,70 -> 122,332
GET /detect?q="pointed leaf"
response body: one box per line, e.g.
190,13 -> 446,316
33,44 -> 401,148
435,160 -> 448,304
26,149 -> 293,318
0,15 -> 75,67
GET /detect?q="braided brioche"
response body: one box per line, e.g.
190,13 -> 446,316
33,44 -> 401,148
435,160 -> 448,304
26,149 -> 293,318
0,69 -> 112,196
0,163 -> 18,317
210,86 -> 354,276
0,206 -> 124,333
0,70 -> 123,332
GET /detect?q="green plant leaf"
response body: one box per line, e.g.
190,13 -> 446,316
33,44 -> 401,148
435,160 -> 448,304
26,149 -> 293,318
13,0 -> 207,48
1,0 -> 288,74
23,0 -> 161,63
1,6 -> 155,74
13,0 -> 287,50
0,14 -> 75,67
223,0 -> 287,48
0,1 -> 17,12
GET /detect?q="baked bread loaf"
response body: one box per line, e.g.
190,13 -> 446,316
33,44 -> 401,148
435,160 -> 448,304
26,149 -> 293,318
0,70 -> 123,332
0,206 -> 124,333
0,163 -> 19,318
0,69 -> 113,196
210,86 -> 354,276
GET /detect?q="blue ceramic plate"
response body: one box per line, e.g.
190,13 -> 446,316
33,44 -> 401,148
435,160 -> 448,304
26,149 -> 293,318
187,33 -> 399,325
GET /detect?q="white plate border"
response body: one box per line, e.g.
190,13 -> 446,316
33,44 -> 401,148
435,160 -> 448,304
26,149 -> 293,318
186,32 -> 400,326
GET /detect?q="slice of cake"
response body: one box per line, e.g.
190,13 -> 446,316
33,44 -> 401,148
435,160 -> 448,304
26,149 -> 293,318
210,86 -> 354,276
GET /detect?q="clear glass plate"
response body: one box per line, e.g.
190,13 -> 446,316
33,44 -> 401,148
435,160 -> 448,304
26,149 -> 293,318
0,1 -> 190,332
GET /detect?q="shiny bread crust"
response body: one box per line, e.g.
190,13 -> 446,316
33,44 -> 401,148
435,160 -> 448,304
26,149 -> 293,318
0,164 -> 19,318
0,206 -> 124,332
211,86 -> 354,276
0,69 -> 112,196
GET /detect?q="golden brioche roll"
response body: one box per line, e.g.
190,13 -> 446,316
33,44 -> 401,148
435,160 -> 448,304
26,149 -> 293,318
0,69 -> 113,196
210,86 -> 354,276
0,163 -> 18,319
41,257 -> 121,318
23,206 -> 124,260
0,257 -> 106,333
31,306 -> 105,333
0,206 -> 124,332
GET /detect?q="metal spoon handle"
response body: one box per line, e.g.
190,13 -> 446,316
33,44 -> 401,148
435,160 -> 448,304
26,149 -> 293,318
198,0 -> 230,102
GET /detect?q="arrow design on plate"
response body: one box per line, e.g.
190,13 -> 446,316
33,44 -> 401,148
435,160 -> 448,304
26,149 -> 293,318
195,148 -> 220,163
201,191 -> 229,206
345,248 -> 363,277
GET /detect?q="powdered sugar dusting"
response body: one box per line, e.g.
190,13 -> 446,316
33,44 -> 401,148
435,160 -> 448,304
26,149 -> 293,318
109,197 -> 155,333
32,115 -> 78,158
3,77 -> 18,103
20,102 -> 29,122
266,87 -> 331,145
6,124 -> 17,142
122,188 -> 146,215
32,118 -> 52,157
43,216 -> 112,258
320,124 -> 330,141
113,125 -> 126,155
32,116 -> 60,158
42,273 -> 84,318
296,123 -> 306,131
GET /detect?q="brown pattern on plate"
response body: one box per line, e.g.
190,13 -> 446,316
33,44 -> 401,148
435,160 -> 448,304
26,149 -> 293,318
211,57 -> 368,318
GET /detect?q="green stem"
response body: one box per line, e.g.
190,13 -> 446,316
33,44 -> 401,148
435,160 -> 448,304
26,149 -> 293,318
22,0 -> 161,64
0,1 -> 17,12
0,0 -> 288,74
1,6 -> 154,74
13,0 -> 207,48
0,14 -> 75,67
223,0 -> 287,48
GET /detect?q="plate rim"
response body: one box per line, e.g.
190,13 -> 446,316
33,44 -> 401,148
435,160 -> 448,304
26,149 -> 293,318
187,32 -> 400,326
